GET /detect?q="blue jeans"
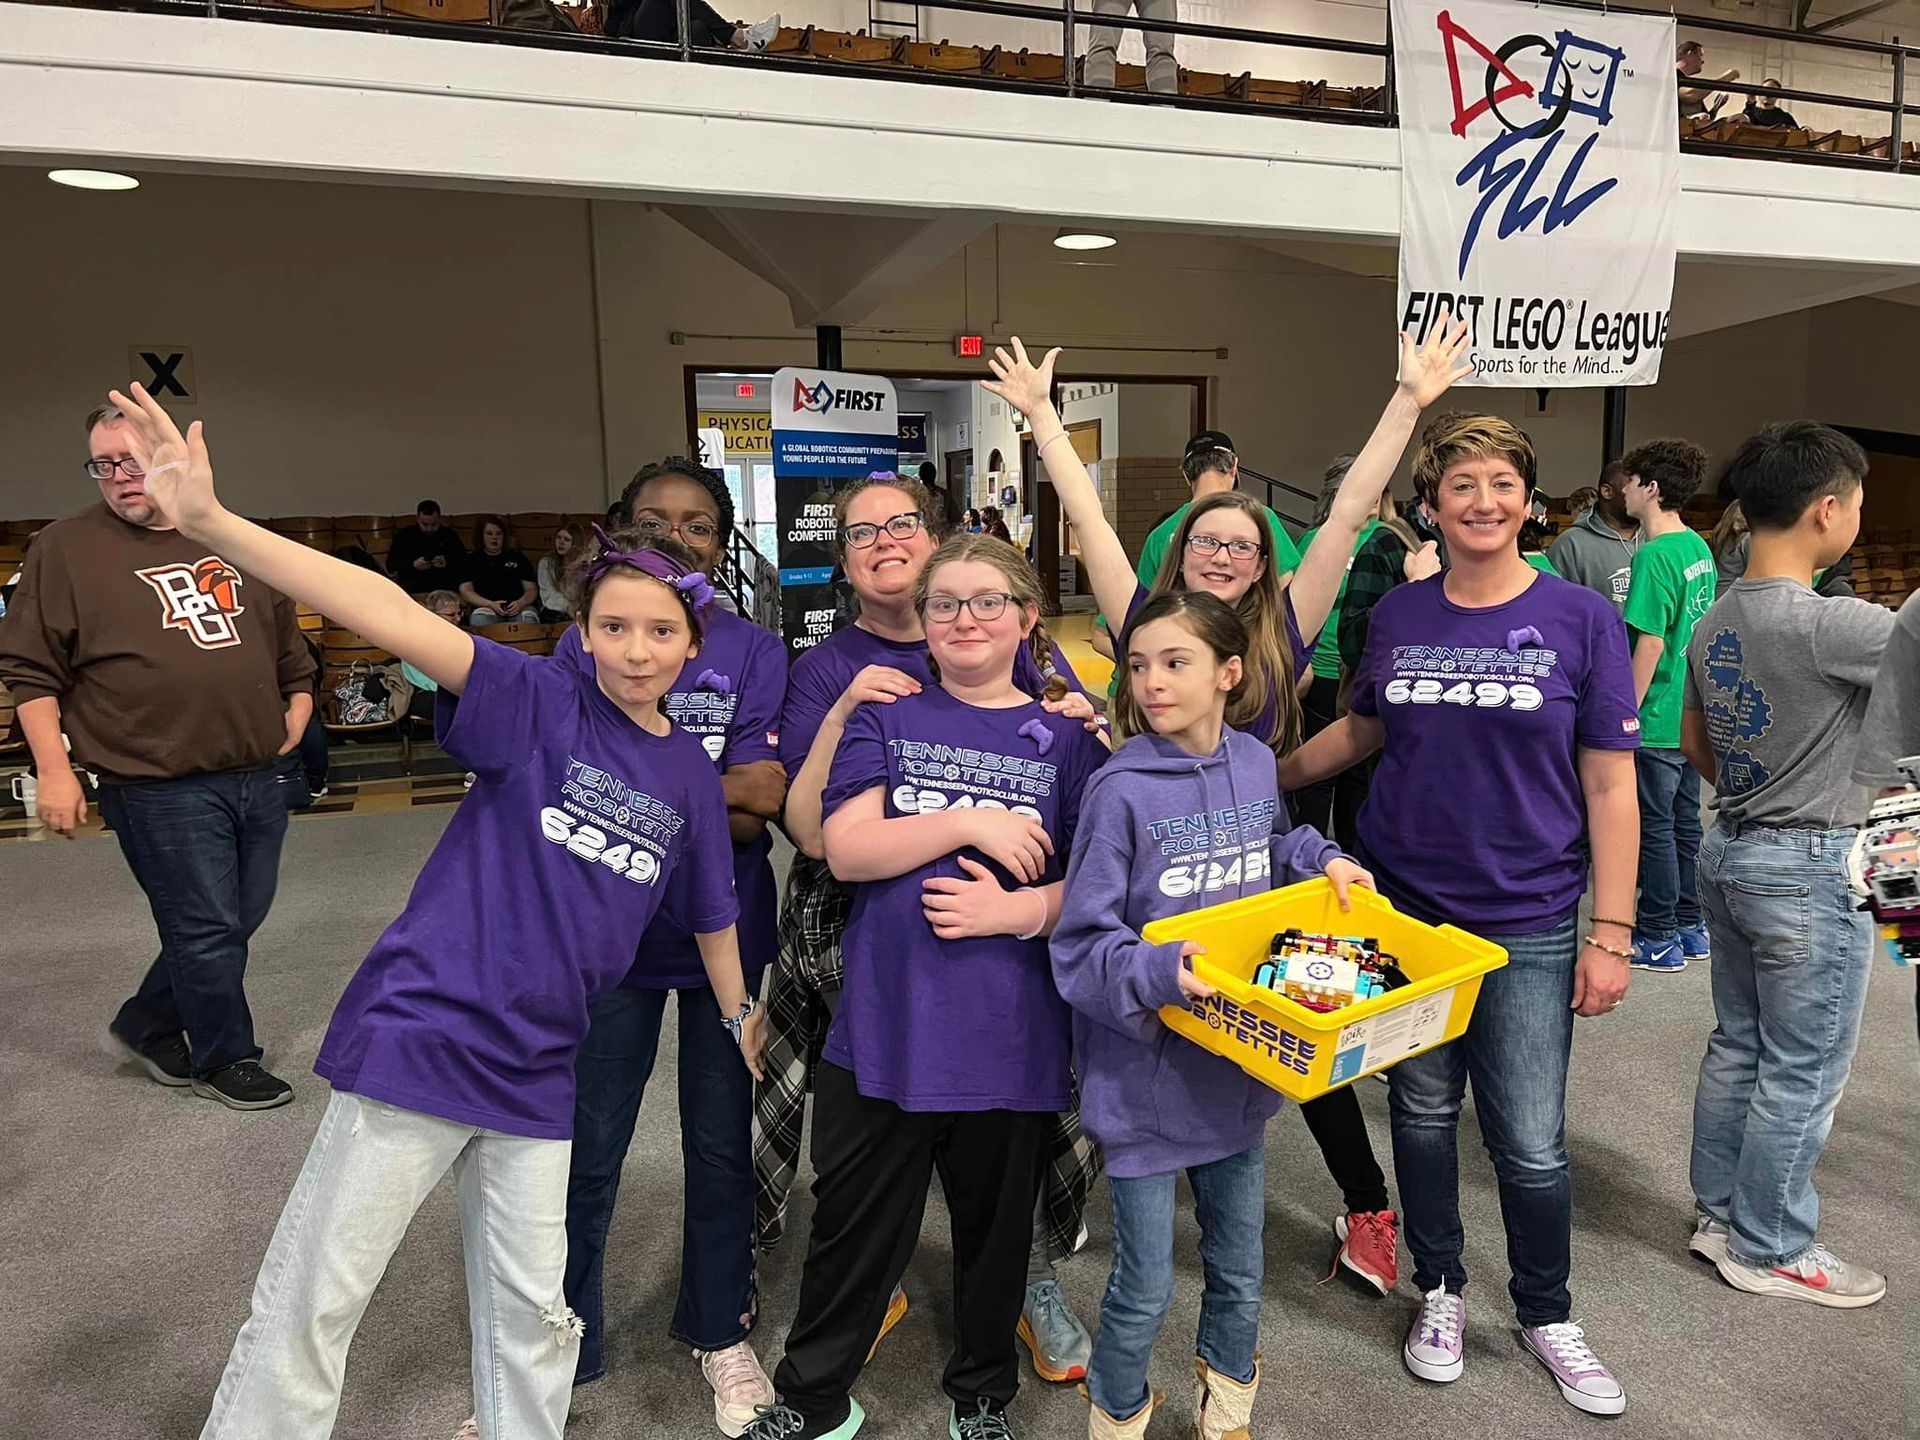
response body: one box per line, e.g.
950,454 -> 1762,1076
99,763 -> 288,1075
1635,747 -> 1703,940
1689,821 -> 1873,1267
1388,914 -> 1578,1328
1085,1147 -> 1264,1421
565,985 -> 756,1382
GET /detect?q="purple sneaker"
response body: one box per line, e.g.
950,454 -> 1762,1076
1520,1322 -> 1626,1416
1403,1286 -> 1464,1383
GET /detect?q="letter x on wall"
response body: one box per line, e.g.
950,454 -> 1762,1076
127,345 -> 197,401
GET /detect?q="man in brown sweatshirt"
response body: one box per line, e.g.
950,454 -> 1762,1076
0,403 -> 316,1110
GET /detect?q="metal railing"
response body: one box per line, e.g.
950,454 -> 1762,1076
725,521 -> 782,631
29,0 -> 1920,172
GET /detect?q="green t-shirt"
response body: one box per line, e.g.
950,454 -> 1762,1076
1100,499 -> 1303,696
1623,528 -> 1715,748
1523,552 -> 1559,576
1298,518 -> 1381,680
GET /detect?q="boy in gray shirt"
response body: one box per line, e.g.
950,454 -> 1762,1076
1679,422 -> 1893,1310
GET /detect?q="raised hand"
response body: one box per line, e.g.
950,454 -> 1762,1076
963,807 -> 1054,884
106,383 -> 220,536
981,337 -> 1062,420
1395,307 -> 1476,410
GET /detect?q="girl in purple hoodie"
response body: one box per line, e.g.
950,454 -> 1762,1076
1052,591 -> 1372,1440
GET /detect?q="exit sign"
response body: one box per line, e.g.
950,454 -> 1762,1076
735,382 -> 756,398
955,334 -> 984,359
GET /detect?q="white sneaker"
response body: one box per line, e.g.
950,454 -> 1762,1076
697,1341 -> 776,1437
1688,1212 -> 1730,1265
1716,1243 -> 1887,1308
740,12 -> 780,49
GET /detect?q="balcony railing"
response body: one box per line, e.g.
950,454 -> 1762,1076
25,0 -> 1920,173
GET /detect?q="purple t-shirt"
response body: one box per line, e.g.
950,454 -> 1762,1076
1122,582 -> 1313,746
560,611 -> 787,990
820,686 -> 1108,1112
1348,572 -> 1639,931
315,638 -> 739,1139
779,623 -> 1083,783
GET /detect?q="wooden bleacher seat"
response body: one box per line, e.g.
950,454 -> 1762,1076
796,27 -> 897,65
268,517 -> 337,551
484,621 -> 555,656
271,0 -> 376,12
0,684 -> 27,761
380,0 -> 494,20
986,47 -> 1063,84
322,625 -> 396,671
901,41 -> 985,74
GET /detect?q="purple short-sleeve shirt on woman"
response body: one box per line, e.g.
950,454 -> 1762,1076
315,638 -> 739,1140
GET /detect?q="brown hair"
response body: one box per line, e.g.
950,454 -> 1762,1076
1709,499 -> 1749,561
1411,412 -> 1538,505
831,474 -> 944,560
563,527 -> 701,623
912,534 -> 1069,703
84,404 -> 122,437
1111,591 -> 1249,746
551,521 -> 583,557
1147,491 -> 1300,754
473,514 -> 510,549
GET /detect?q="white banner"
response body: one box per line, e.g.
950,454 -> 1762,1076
1391,0 -> 1678,386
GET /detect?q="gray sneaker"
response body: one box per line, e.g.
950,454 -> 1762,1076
1688,1212 -> 1730,1265
1403,1286 -> 1464,1383
1520,1322 -> 1626,1416
1716,1243 -> 1887,1309
1017,1278 -> 1091,1382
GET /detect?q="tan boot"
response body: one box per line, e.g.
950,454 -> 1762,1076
1191,1355 -> 1259,1440
1086,1385 -> 1162,1439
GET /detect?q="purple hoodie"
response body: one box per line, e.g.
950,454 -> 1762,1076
1050,726 -> 1343,1178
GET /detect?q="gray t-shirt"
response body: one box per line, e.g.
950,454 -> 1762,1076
1853,590 -> 1919,793
1685,578 -> 1894,829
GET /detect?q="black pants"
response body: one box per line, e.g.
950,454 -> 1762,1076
772,1061 -> 1049,1426
609,0 -> 735,46
1294,675 -> 1378,850
1301,1084 -> 1391,1213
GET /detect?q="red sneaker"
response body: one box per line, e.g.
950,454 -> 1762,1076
1331,1210 -> 1399,1295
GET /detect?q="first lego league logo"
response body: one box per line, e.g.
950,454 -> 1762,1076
1391,0 -> 1679,387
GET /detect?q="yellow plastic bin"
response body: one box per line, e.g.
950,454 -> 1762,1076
1145,878 -> 1508,1102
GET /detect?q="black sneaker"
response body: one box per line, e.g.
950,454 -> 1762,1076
193,1060 -> 294,1111
109,1027 -> 193,1088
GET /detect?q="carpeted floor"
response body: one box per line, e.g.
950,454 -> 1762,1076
2,807 -> 1915,1440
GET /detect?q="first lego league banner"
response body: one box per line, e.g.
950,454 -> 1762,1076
1391,0 -> 1678,386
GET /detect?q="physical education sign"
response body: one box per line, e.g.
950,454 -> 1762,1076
770,368 -> 899,656
1391,0 -> 1678,386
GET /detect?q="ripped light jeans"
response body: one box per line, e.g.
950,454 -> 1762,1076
201,1091 -> 577,1440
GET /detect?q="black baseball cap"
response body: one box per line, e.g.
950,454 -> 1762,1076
1184,431 -> 1236,465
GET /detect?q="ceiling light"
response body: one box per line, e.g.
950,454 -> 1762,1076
48,169 -> 140,191
1053,228 -> 1117,251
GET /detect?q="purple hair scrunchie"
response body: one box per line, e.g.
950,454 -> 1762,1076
585,524 -> 716,639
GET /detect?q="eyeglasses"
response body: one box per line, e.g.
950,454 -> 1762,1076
84,457 -> 144,480
1186,533 -> 1265,562
634,515 -> 720,543
925,591 -> 1016,623
840,511 -> 924,549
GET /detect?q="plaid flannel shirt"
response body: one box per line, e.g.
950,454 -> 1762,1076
1337,525 -> 1413,674
751,854 -> 1098,1261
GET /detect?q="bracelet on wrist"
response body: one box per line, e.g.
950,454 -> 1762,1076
1589,915 -> 1635,932
1582,934 -> 1633,960
1015,889 -> 1049,941
720,998 -> 758,1045
1037,431 -> 1073,458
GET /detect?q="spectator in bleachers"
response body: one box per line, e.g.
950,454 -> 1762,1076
459,516 -> 540,628
1681,421 -> 1890,1308
386,499 -> 466,596
607,0 -> 779,51
1744,79 -> 1799,129
1713,500 -> 1854,597
1677,40 -> 1740,121
1084,0 -> 1178,95
537,522 -> 581,621
402,591 -> 466,724
1548,460 -> 1639,615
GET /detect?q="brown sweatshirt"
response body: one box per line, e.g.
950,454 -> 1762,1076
0,503 -> 316,784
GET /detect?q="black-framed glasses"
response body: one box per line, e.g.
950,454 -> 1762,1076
840,511 -> 924,549
84,457 -> 144,481
1186,533 -> 1265,562
925,591 -> 1018,623
635,514 -> 720,543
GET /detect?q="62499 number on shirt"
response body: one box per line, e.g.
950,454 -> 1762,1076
1382,678 -> 1543,710
541,806 -> 662,883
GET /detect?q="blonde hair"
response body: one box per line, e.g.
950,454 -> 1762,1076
1411,412 -> 1538,504
913,534 -> 1069,703
1149,491 -> 1299,754
1710,499 -> 1749,561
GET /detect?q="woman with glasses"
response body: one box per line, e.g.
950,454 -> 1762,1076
983,317 -> 1472,1301
761,474 -> 1109,1401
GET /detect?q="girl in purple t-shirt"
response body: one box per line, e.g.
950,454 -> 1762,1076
1053,590 -> 1370,1439
106,387 -> 765,1440
1283,412 -> 1640,1418
748,537 -> 1108,1440
985,323 -> 1473,1297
